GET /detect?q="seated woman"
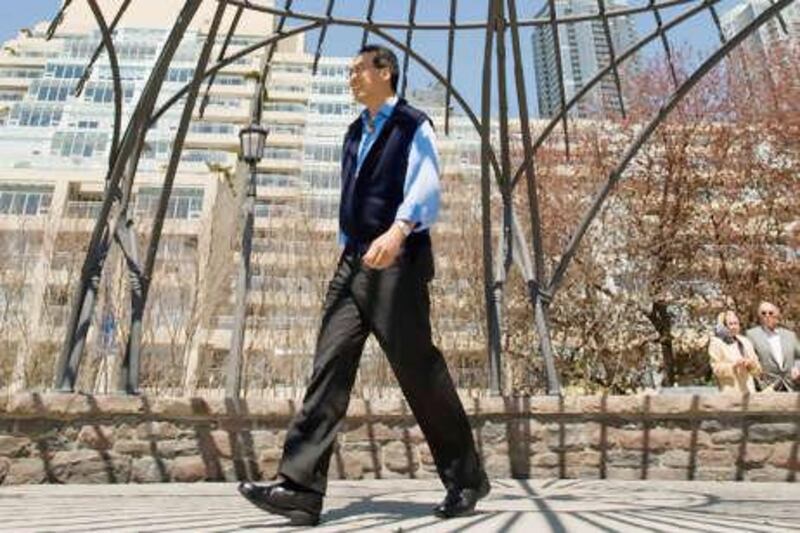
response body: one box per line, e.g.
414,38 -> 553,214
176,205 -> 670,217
708,310 -> 762,393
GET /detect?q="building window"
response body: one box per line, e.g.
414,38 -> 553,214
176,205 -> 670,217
28,79 -> 76,102
51,132 -> 108,158
44,63 -> 85,79
255,173 -> 297,188
135,187 -> 204,220
0,67 -> 43,79
304,143 -> 342,163
167,68 -> 195,83
263,101 -> 306,113
214,74 -> 244,86
264,147 -> 302,160
83,82 -> 135,103
304,168 -> 340,191
180,149 -> 229,164
0,184 -> 54,216
9,103 -> 63,127
189,121 -> 235,135
309,102 -> 355,116
312,82 -> 350,95
306,196 -> 339,220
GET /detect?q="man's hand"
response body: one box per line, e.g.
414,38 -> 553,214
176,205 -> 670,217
362,224 -> 406,269
791,367 -> 800,381
733,359 -> 749,372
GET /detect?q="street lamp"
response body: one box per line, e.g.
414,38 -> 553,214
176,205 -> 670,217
239,123 -> 268,165
227,123 -> 269,399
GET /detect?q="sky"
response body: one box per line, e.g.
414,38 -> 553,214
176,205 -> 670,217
0,1 -> 731,116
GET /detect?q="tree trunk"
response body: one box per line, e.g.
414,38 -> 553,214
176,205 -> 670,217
648,301 -> 675,386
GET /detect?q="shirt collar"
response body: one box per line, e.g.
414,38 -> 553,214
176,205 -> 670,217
361,95 -> 399,127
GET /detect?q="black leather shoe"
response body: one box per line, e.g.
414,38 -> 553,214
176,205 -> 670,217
433,473 -> 491,519
238,481 -> 322,526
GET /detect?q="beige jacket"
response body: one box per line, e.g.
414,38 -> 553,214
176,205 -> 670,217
708,335 -> 762,393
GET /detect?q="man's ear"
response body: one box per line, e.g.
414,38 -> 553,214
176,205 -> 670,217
379,68 -> 392,85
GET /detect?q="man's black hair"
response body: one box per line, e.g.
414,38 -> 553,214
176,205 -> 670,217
358,44 -> 399,93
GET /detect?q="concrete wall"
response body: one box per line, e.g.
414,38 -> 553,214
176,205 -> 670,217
0,393 -> 798,484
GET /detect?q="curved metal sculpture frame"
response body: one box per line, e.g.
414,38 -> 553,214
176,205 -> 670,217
48,0 -> 795,396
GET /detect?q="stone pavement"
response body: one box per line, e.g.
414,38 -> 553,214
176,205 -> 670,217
0,479 -> 798,532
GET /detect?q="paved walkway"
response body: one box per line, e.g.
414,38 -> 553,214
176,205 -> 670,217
0,479 -> 798,532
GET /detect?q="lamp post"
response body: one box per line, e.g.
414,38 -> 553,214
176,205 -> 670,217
226,123 -> 268,399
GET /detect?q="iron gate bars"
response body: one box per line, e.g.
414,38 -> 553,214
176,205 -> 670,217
51,0 -> 796,397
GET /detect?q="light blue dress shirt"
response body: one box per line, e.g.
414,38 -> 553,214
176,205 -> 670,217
340,95 -> 441,245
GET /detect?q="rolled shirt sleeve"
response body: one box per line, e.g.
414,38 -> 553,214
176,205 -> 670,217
394,120 -> 441,231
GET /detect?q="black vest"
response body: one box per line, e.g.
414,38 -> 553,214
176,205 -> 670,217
339,99 -> 431,246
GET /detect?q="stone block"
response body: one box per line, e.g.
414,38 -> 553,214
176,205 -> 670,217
748,423 -> 797,443
605,467 -> 641,480
131,456 -> 170,483
737,444 -> 773,467
250,430 -> 279,450
0,436 -> 31,457
92,396 -> 146,416
50,450 -> 132,483
710,429 -> 743,444
531,453 -> 559,468
746,466 -> 787,482
645,467 -> 689,481
417,444 -> 435,466
483,453 -> 511,478
695,468 -> 735,481
170,456 -> 207,482
344,422 -> 401,443
348,450 -> 382,475
328,452 -> 364,480
0,457 -> 9,483
77,425 -> 115,450
660,450 -> 690,468
113,440 -> 152,457
257,449 -> 281,480
209,430 -> 233,458
136,421 -> 179,441
157,439 -> 200,458
567,451 -> 601,468
607,449 -> 649,468
697,449 -> 734,468
5,458 -> 47,484
383,441 -> 419,474
769,442 -> 799,471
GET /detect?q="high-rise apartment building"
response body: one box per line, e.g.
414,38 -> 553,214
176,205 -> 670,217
721,0 -> 799,58
0,1 -> 487,394
531,0 -> 639,119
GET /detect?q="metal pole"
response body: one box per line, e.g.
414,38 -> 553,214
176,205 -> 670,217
481,0 -> 502,395
226,162 -> 257,398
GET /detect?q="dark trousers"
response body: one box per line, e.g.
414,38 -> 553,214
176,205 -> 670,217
278,246 -> 483,494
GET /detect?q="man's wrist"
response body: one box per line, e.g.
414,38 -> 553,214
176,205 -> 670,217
394,219 -> 414,238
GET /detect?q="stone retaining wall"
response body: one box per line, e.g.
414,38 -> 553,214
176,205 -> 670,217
1,393 -> 798,484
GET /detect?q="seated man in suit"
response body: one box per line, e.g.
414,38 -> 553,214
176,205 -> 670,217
746,302 -> 800,391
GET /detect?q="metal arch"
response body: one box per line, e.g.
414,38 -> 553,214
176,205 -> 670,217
223,0 -> 701,30
149,22 -> 506,181
53,0 -> 797,398
510,0 -> 729,190
85,0 -> 124,170
150,21 -> 324,125
55,0 -> 205,392
547,0 -> 797,296
199,4 -> 244,119
120,1 -> 229,393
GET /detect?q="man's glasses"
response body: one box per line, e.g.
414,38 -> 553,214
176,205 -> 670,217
760,311 -> 776,316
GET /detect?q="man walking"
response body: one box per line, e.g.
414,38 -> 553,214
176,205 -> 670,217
238,45 -> 489,526
746,301 -> 800,391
